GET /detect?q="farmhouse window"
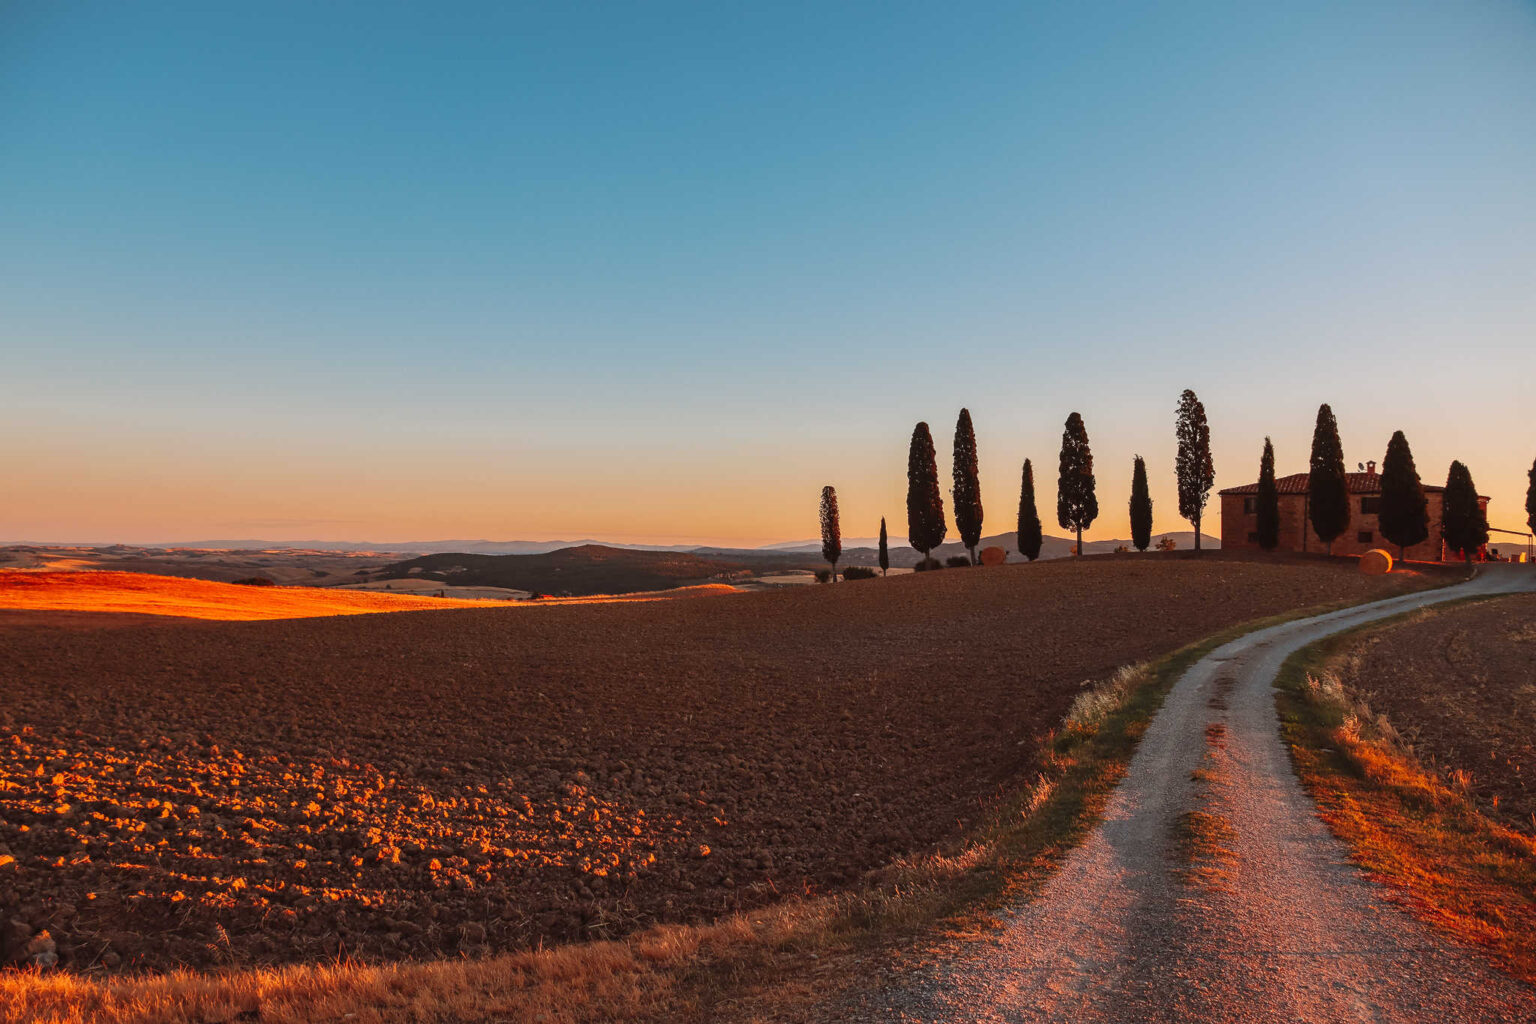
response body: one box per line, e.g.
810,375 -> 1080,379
1357,530 -> 1373,543
1243,497 -> 1256,514
1360,496 -> 1381,514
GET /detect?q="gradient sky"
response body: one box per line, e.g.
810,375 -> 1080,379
4,1 -> 1534,547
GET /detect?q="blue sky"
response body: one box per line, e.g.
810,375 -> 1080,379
3,1 -> 1534,545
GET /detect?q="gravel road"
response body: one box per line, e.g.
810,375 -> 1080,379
854,566 -> 1536,1024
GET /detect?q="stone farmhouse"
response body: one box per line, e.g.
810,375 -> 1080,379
1218,461 -> 1489,561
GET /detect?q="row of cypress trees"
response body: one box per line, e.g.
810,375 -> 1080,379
890,394 -> 1216,568
823,400 -> 1533,577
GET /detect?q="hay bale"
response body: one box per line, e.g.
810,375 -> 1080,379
979,546 -> 1007,566
1359,549 -> 1393,575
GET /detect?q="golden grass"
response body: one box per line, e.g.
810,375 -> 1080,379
1277,628 -> 1536,984
0,571 -> 738,622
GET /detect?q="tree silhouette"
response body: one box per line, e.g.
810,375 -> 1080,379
1017,459 -> 1043,562
1175,390 -> 1215,552
1256,438 -> 1280,551
906,422 -> 947,565
878,517 -> 889,577
1057,412 -> 1098,557
819,486 -> 841,580
1378,431 -> 1429,560
1527,456 -> 1535,536
1308,403 -> 1350,555
952,408 -> 984,564
1442,461 -> 1488,563
1129,455 -> 1152,552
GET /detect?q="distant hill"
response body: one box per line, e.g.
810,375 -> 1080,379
375,545 -> 761,597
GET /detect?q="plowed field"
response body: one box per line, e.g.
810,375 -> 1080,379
1333,591 -> 1536,832
0,558 -> 1439,973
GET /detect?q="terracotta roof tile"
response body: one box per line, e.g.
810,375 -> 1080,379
1219,472 -> 1450,496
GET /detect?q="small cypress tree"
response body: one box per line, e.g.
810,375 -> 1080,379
1527,456 -> 1535,536
1308,403 -> 1350,555
1256,438 -> 1280,551
1174,389 -> 1215,552
1129,455 -> 1152,552
1057,412 -> 1098,556
877,517 -> 889,577
1442,461 -> 1488,563
952,408 -> 984,564
819,486 -> 841,580
1378,431 -> 1429,560
906,422 -> 947,565
1017,458 -> 1043,561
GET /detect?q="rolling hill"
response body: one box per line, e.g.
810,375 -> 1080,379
374,544 -> 759,596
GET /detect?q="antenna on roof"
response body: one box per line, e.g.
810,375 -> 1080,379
1357,462 -> 1364,471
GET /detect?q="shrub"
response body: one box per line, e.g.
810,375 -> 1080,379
842,565 -> 877,580
945,555 -> 972,568
913,558 -> 943,572
232,576 -> 275,587
814,569 -> 833,583
1114,545 -> 1129,554
1156,536 -> 1177,552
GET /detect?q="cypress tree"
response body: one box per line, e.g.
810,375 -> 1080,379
819,486 -> 841,580
1442,461 -> 1488,563
1256,438 -> 1280,551
1129,455 -> 1152,552
877,517 -> 889,577
1174,389 -> 1215,552
1017,459 -> 1043,562
1378,431 -> 1429,560
952,408 -> 984,564
1527,456 -> 1535,536
1308,403 -> 1350,555
1057,412 -> 1098,556
906,422 -> 947,565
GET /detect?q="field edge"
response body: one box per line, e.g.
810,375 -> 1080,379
1274,595 -> 1536,986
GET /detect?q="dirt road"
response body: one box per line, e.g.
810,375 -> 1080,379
860,566 -> 1536,1023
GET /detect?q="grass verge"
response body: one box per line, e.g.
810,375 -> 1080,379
1275,600 -> 1536,985
0,579 -> 1462,1024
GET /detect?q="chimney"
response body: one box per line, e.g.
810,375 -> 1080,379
1366,460 -> 1377,478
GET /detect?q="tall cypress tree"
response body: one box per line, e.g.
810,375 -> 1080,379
1527,456 -> 1535,536
819,486 -> 841,580
1129,455 -> 1152,552
952,408 -> 984,564
1378,431 -> 1429,560
878,517 -> 889,577
1174,389 -> 1215,552
1256,438 -> 1280,551
1308,403 -> 1350,555
1057,412 -> 1098,556
1017,459 -> 1043,562
906,422 -> 947,565
1442,461 -> 1488,563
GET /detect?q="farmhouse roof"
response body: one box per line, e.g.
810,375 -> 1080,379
1218,472 -> 1454,497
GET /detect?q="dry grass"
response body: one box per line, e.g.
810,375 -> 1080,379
1277,623 -> 1536,984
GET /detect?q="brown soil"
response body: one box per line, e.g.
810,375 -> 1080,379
1334,592 -> 1536,833
0,559 -> 1436,974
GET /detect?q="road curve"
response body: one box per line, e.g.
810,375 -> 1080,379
857,566 -> 1536,1024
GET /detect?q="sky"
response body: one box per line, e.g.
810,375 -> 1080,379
3,1 -> 1534,548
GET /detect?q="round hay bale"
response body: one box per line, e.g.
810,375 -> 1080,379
979,546 -> 1007,566
1359,549 -> 1393,575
